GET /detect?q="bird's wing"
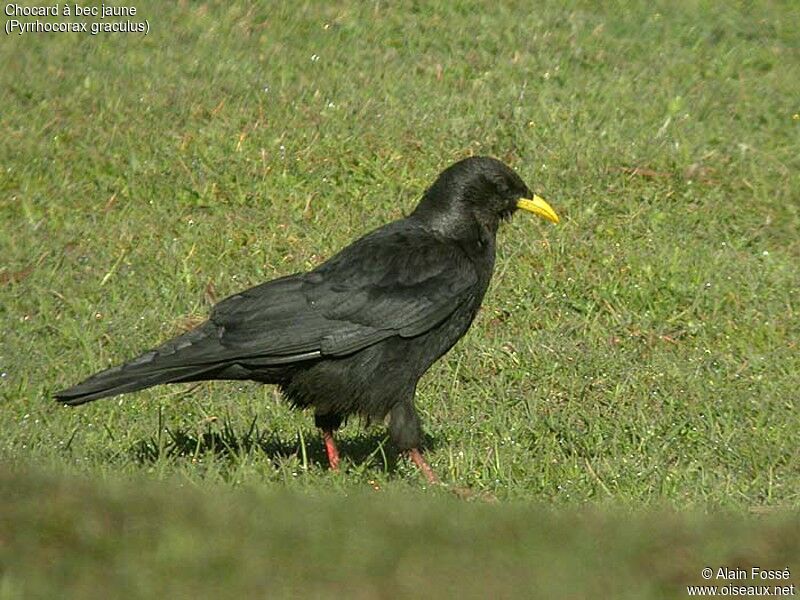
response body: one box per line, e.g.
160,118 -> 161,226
209,224 -> 478,361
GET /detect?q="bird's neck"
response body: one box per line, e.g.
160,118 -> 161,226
408,211 -> 497,275
411,206 -> 498,245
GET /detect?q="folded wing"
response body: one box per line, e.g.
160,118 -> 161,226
211,223 -> 478,362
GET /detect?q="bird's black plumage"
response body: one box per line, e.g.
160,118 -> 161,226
55,156 -> 558,479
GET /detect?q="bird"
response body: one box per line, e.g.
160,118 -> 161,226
54,156 -> 559,483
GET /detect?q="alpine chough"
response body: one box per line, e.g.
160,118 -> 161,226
55,156 -> 559,482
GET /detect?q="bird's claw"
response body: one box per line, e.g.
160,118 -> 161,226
322,429 -> 340,471
408,448 -> 439,484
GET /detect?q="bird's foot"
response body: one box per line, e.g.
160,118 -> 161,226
322,429 -> 340,471
408,448 -> 439,484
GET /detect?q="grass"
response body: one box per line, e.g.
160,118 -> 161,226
2,468 -> 799,599
1,0 -> 799,597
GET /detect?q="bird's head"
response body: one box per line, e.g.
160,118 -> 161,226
412,156 -> 559,237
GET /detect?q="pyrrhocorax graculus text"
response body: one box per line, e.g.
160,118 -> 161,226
55,156 -> 559,483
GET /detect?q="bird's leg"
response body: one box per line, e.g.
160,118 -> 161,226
322,429 -> 340,471
389,400 -> 439,484
408,448 -> 439,484
315,413 -> 344,472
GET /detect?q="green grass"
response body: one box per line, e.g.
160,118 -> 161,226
1,0 -> 799,597
2,468 -> 799,599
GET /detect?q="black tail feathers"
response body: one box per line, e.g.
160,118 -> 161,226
54,361 -> 213,405
54,324 -> 219,405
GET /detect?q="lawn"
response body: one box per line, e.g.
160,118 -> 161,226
1,0 -> 799,597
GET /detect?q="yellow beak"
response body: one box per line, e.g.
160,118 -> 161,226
516,195 -> 560,224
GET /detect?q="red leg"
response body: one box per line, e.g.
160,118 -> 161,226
408,448 -> 439,484
322,429 -> 340,471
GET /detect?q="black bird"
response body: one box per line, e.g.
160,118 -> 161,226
55,156 -> 559,482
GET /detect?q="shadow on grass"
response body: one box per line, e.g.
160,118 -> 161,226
129,418 -> 439,475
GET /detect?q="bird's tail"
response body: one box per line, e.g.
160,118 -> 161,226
54,324 -> 220,406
